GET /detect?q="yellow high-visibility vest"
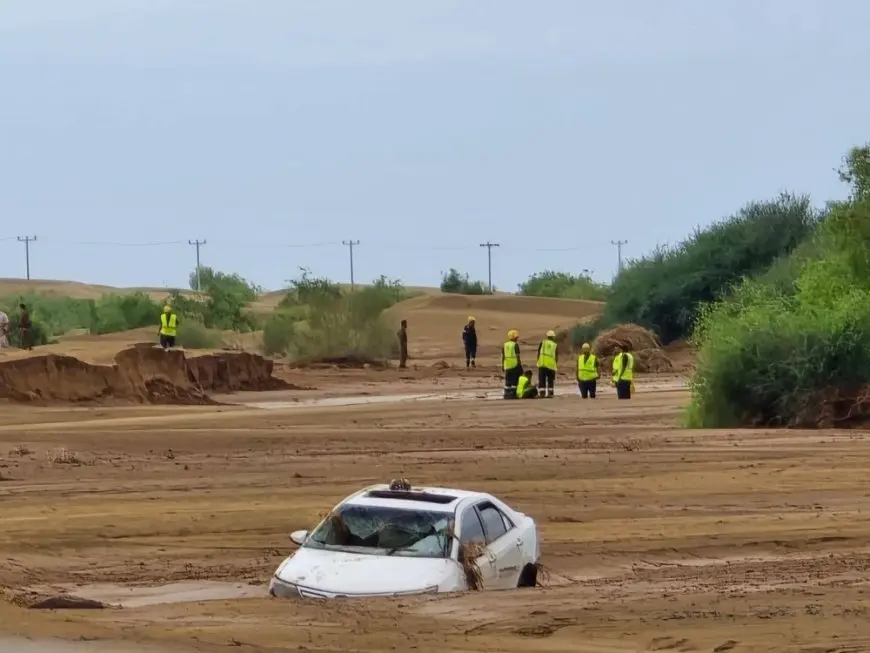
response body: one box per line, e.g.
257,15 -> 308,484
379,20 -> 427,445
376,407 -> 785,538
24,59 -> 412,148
503,341 -> 518,370
516,374 -> 530,397
577,353 -> 598,381
160,313 -> 178,337
614,352 -> 634,381
536,339 -> 557,371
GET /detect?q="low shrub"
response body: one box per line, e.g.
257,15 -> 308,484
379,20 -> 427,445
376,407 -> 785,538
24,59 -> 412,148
519,271 -> 608,301
176,320 -> 224,350
266,272 -> 408,363
92,292 -> 161,335
262,310 -> 304,356
440,268 -> 491,295
2,311 -> 53,347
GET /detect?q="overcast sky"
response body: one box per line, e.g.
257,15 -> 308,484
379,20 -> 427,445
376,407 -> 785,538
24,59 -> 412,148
1,0 -> 867,290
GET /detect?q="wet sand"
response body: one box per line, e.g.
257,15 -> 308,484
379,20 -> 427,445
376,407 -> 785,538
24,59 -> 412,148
1,375 -> 869,652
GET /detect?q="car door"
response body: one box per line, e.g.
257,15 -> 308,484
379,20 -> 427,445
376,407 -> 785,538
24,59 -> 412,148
457,505 -> 497,590
477,502 -> 524,590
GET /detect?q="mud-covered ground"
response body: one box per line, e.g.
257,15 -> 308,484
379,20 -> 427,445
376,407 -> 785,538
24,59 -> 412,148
1,373 -> 869,653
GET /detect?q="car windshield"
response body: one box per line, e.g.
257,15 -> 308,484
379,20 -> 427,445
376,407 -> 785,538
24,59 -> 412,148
304,504 -> 453,558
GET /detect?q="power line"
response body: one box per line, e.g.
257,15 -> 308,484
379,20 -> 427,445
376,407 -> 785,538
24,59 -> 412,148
0,236 -> 612,253
479,241 -> 499,293
17,236 -> 37,280
342,240 -> 360,291
611,239 -> 627,273
188,239 -> 207,292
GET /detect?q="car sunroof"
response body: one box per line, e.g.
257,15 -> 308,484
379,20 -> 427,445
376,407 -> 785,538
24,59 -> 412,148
365,490 -> 457,504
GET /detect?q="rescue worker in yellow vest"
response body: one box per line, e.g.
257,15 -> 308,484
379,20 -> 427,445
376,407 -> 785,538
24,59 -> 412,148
612,343 -> 635,399
502,329 -> 522,399
158,305 -> 179,350
576,342 -> 599,399
536,330 -> 558,398
516,370 -> 538,399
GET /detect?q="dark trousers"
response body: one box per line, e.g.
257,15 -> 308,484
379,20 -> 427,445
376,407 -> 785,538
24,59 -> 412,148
537,368 -> 556,397
160,335 -> 177,349
521,385 -> 539,399
504,367 -> 522,398
464,345 -> 477,367
578,379 -> 597,398
399,346 -> 408,368
616,379 -> 632,399
19,328 -> 32,350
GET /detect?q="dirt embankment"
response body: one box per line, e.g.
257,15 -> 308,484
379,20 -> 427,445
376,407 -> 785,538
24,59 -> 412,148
0,346 -> 292,404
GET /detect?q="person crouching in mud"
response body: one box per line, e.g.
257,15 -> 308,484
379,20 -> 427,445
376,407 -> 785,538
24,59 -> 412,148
516,370 -> 538,399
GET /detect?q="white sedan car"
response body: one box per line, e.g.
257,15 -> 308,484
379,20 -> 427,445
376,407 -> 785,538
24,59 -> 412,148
269,479 -> 540,599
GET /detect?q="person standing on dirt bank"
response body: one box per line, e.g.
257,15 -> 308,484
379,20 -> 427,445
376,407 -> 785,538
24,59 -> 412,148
536,330 -> 558,398
0,309 -> 9,348
577,342 -> 599,398
462,316 -> 477,369
502,329 -> 522,398
612,344 -> 635,399
158,305 -> 179,349
18,303 -> 33,350
397,319 -> 408,368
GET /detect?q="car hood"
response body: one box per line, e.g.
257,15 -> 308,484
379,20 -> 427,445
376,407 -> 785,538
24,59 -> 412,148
275,547 -> 458,595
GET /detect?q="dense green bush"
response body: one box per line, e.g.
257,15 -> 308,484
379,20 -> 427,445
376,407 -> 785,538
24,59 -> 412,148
168,266 -> 260,332
1,307 -> 53,347
0,293 -> 161,345
176,320 -> 224,349
687,145 -> 870,428
602,193 -> 822,344
519,271 -> 609,301
92,292 -> 162,334
265,271 -> 406,362
440,268 -> 491,295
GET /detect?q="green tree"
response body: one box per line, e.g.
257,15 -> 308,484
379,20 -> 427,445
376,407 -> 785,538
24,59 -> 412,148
172,266 -> 261,331
278,268 -> 342,309
519,270 -> 608,301
687,143 -> 870,428
603,193 -> 821,344
440,268 -> 490,295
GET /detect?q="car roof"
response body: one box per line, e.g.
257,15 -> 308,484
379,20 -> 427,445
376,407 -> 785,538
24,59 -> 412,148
343,484 -> 489,513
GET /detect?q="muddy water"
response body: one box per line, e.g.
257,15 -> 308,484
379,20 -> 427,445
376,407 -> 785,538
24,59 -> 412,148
242,381 -> 686,410
0,639 -> 185,653
28,581 -> 263,609
244,389 -> 499,409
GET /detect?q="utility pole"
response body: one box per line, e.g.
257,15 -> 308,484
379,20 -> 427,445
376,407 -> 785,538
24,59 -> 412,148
17,236 -> 37,280
342,240 -> 360,291
479,241 -> 500,293
611,239 -> 627,273
188,239 -> 206,292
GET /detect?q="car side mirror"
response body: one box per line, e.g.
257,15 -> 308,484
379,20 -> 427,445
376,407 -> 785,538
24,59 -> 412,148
289,530 -> 308,546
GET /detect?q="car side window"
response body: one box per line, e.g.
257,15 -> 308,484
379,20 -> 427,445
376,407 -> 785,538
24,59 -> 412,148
459,507 -> 486,545
478,503 -> 509,543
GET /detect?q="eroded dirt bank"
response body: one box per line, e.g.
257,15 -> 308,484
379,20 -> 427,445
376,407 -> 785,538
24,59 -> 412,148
0,347 -> 292,404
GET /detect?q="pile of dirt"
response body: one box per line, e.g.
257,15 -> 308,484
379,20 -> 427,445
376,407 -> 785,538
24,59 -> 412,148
592,323 -> 674,373
0,347 -> 293,405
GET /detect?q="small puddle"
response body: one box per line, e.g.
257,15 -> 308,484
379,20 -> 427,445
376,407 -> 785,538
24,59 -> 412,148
28,581 -> 264,609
